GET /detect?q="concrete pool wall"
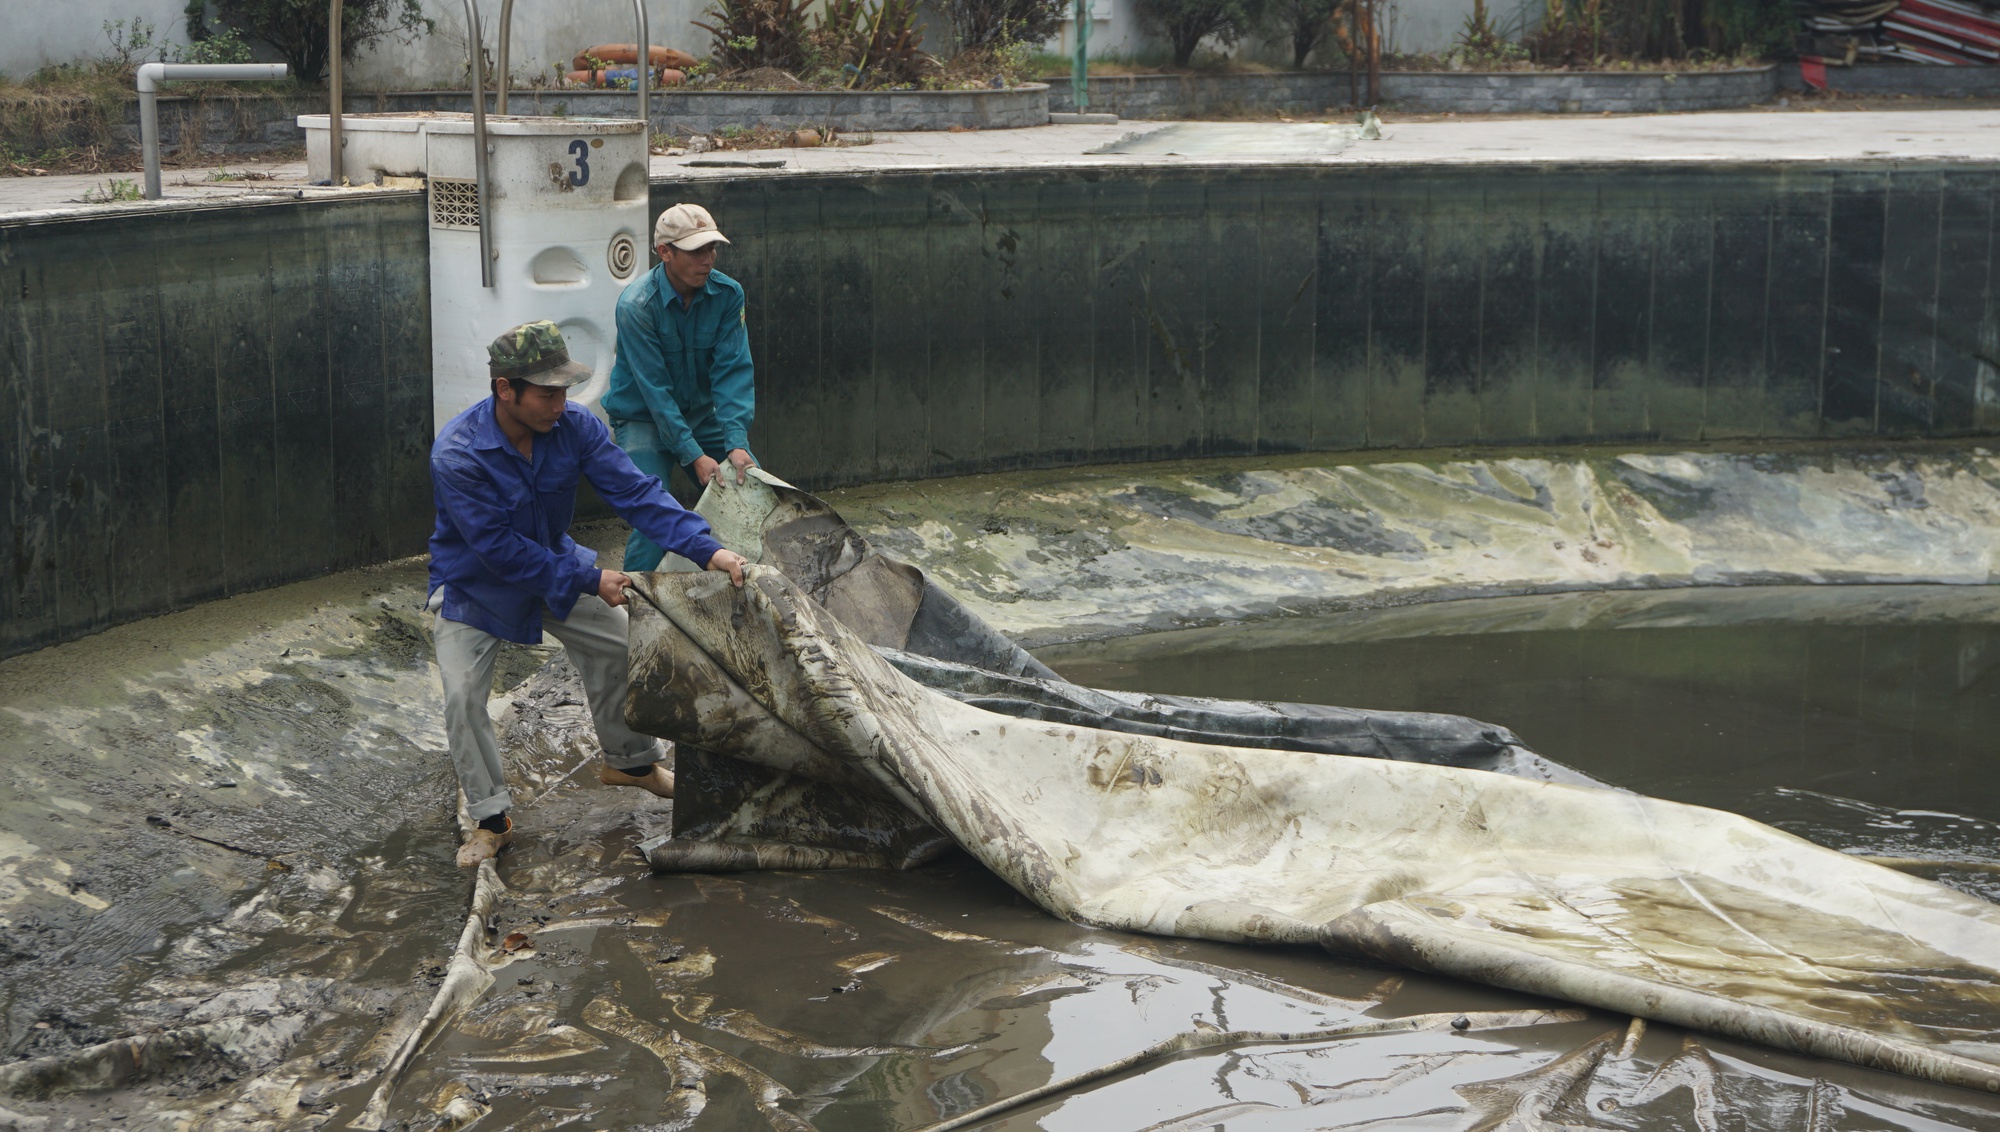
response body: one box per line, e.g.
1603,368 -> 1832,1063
6,161 -> 2000,657
3,196 -> 434,659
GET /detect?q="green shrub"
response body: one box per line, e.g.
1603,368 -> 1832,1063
1528,0 -> 1789,62
696,0 -> 817,72
815,0 -> 929,85
174,28 -> 255,65
1451,0 -> 1529,67
698,0 -> 932,86
935,0 -> 1069,53
100,17 -> 162,72
1269,0 -> 1340,67
1134,0 -> 1268,66
192,0 -> 434,82
82,177 -> 142,202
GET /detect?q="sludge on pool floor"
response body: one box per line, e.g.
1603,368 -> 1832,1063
362,583 -> 2000,1131
9,470 -> 2000,1128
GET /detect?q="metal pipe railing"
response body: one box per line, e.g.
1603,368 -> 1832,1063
463,0 -> 494,287
493,0 -> 651,125
633,0 -> 649,133
137,63 -> 289,199
321,0 -> 490,281
1071,0 -> 1090,111
329,0 -> 344,186
496,0 -> 516,114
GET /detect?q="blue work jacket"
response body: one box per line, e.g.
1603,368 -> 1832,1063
428,398 -> 724,643
601,265 -> 755,467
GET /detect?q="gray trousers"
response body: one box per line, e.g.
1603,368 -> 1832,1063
431,590 -> 665,820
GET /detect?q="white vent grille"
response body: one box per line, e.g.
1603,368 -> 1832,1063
430,178 -> 481,229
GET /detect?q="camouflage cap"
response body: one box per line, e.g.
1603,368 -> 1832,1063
487,320 -> 591,387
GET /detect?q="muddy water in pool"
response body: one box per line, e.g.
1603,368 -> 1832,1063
1041,587 -> 2000,879
382,587 -> 2000,1131
10,577 -> 2000,1129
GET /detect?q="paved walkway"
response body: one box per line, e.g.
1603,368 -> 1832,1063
657,109 -> 2000,181
5,110 -> 1999,220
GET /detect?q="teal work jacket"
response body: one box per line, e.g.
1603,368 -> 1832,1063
602,265 -> 755,467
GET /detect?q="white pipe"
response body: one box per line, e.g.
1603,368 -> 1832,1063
137,63 -> 289,200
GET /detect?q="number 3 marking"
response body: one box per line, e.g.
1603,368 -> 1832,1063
568,139 -> 590,188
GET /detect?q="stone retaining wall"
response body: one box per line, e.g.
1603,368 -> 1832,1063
112,84 -> 1050,161
1776,63 -> 2000,96
1384,66 -> 1778,111
499,84 -> 1053,134
1047,67 -> 1778,115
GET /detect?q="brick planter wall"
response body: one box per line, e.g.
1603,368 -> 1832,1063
102,83 -> 1052,161
1046,67 -> 1778,116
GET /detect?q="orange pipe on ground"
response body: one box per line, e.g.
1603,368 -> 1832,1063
573,44 -> 698,70
565,67 -> 685,87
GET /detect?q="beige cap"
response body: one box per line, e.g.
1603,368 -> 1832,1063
654,203 -> 730,251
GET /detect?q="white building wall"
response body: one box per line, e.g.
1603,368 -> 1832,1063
342,0 -> 720,89
3,0 -> 719,88
2,0 -> 199,80
1378,0 -> 1534,56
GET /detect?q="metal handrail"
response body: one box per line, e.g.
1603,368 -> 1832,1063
323,0 -> 490,285
494,0 -> 650,126
137,63 -> 289,199
1072,0 -> 1090,111
496,0 -> 514,114
325,0 -> 663,285
328,0 -> 343,186
464,0 -> 494,288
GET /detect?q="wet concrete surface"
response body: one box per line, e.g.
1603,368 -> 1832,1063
822,444 -> 2000,649
6,458 -> 2000,1128
0,527 -> 591,1129
0,555 -> 453,1062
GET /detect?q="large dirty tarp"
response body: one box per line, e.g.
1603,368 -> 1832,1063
635,471 -> 1602,873
623,471 -> 2000,1092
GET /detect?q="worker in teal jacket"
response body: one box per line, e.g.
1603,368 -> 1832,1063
602,203 -> 757,572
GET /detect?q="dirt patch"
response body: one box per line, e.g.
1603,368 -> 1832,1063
653,123 -> 874,153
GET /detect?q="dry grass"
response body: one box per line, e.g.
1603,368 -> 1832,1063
1,59 -> 302,176
651,123 -> 876,151
0,65 -> 127,174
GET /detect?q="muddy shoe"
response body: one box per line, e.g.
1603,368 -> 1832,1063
599,762 -> 675,799
456,818 -> 513,868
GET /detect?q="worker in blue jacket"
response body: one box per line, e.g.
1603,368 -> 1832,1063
602,202 -> 758,573
430,320 -> 748,867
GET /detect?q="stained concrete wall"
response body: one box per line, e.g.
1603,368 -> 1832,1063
0,198 -> 433,659
669,162 -> 2000,488
6,161 -> 1999,657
